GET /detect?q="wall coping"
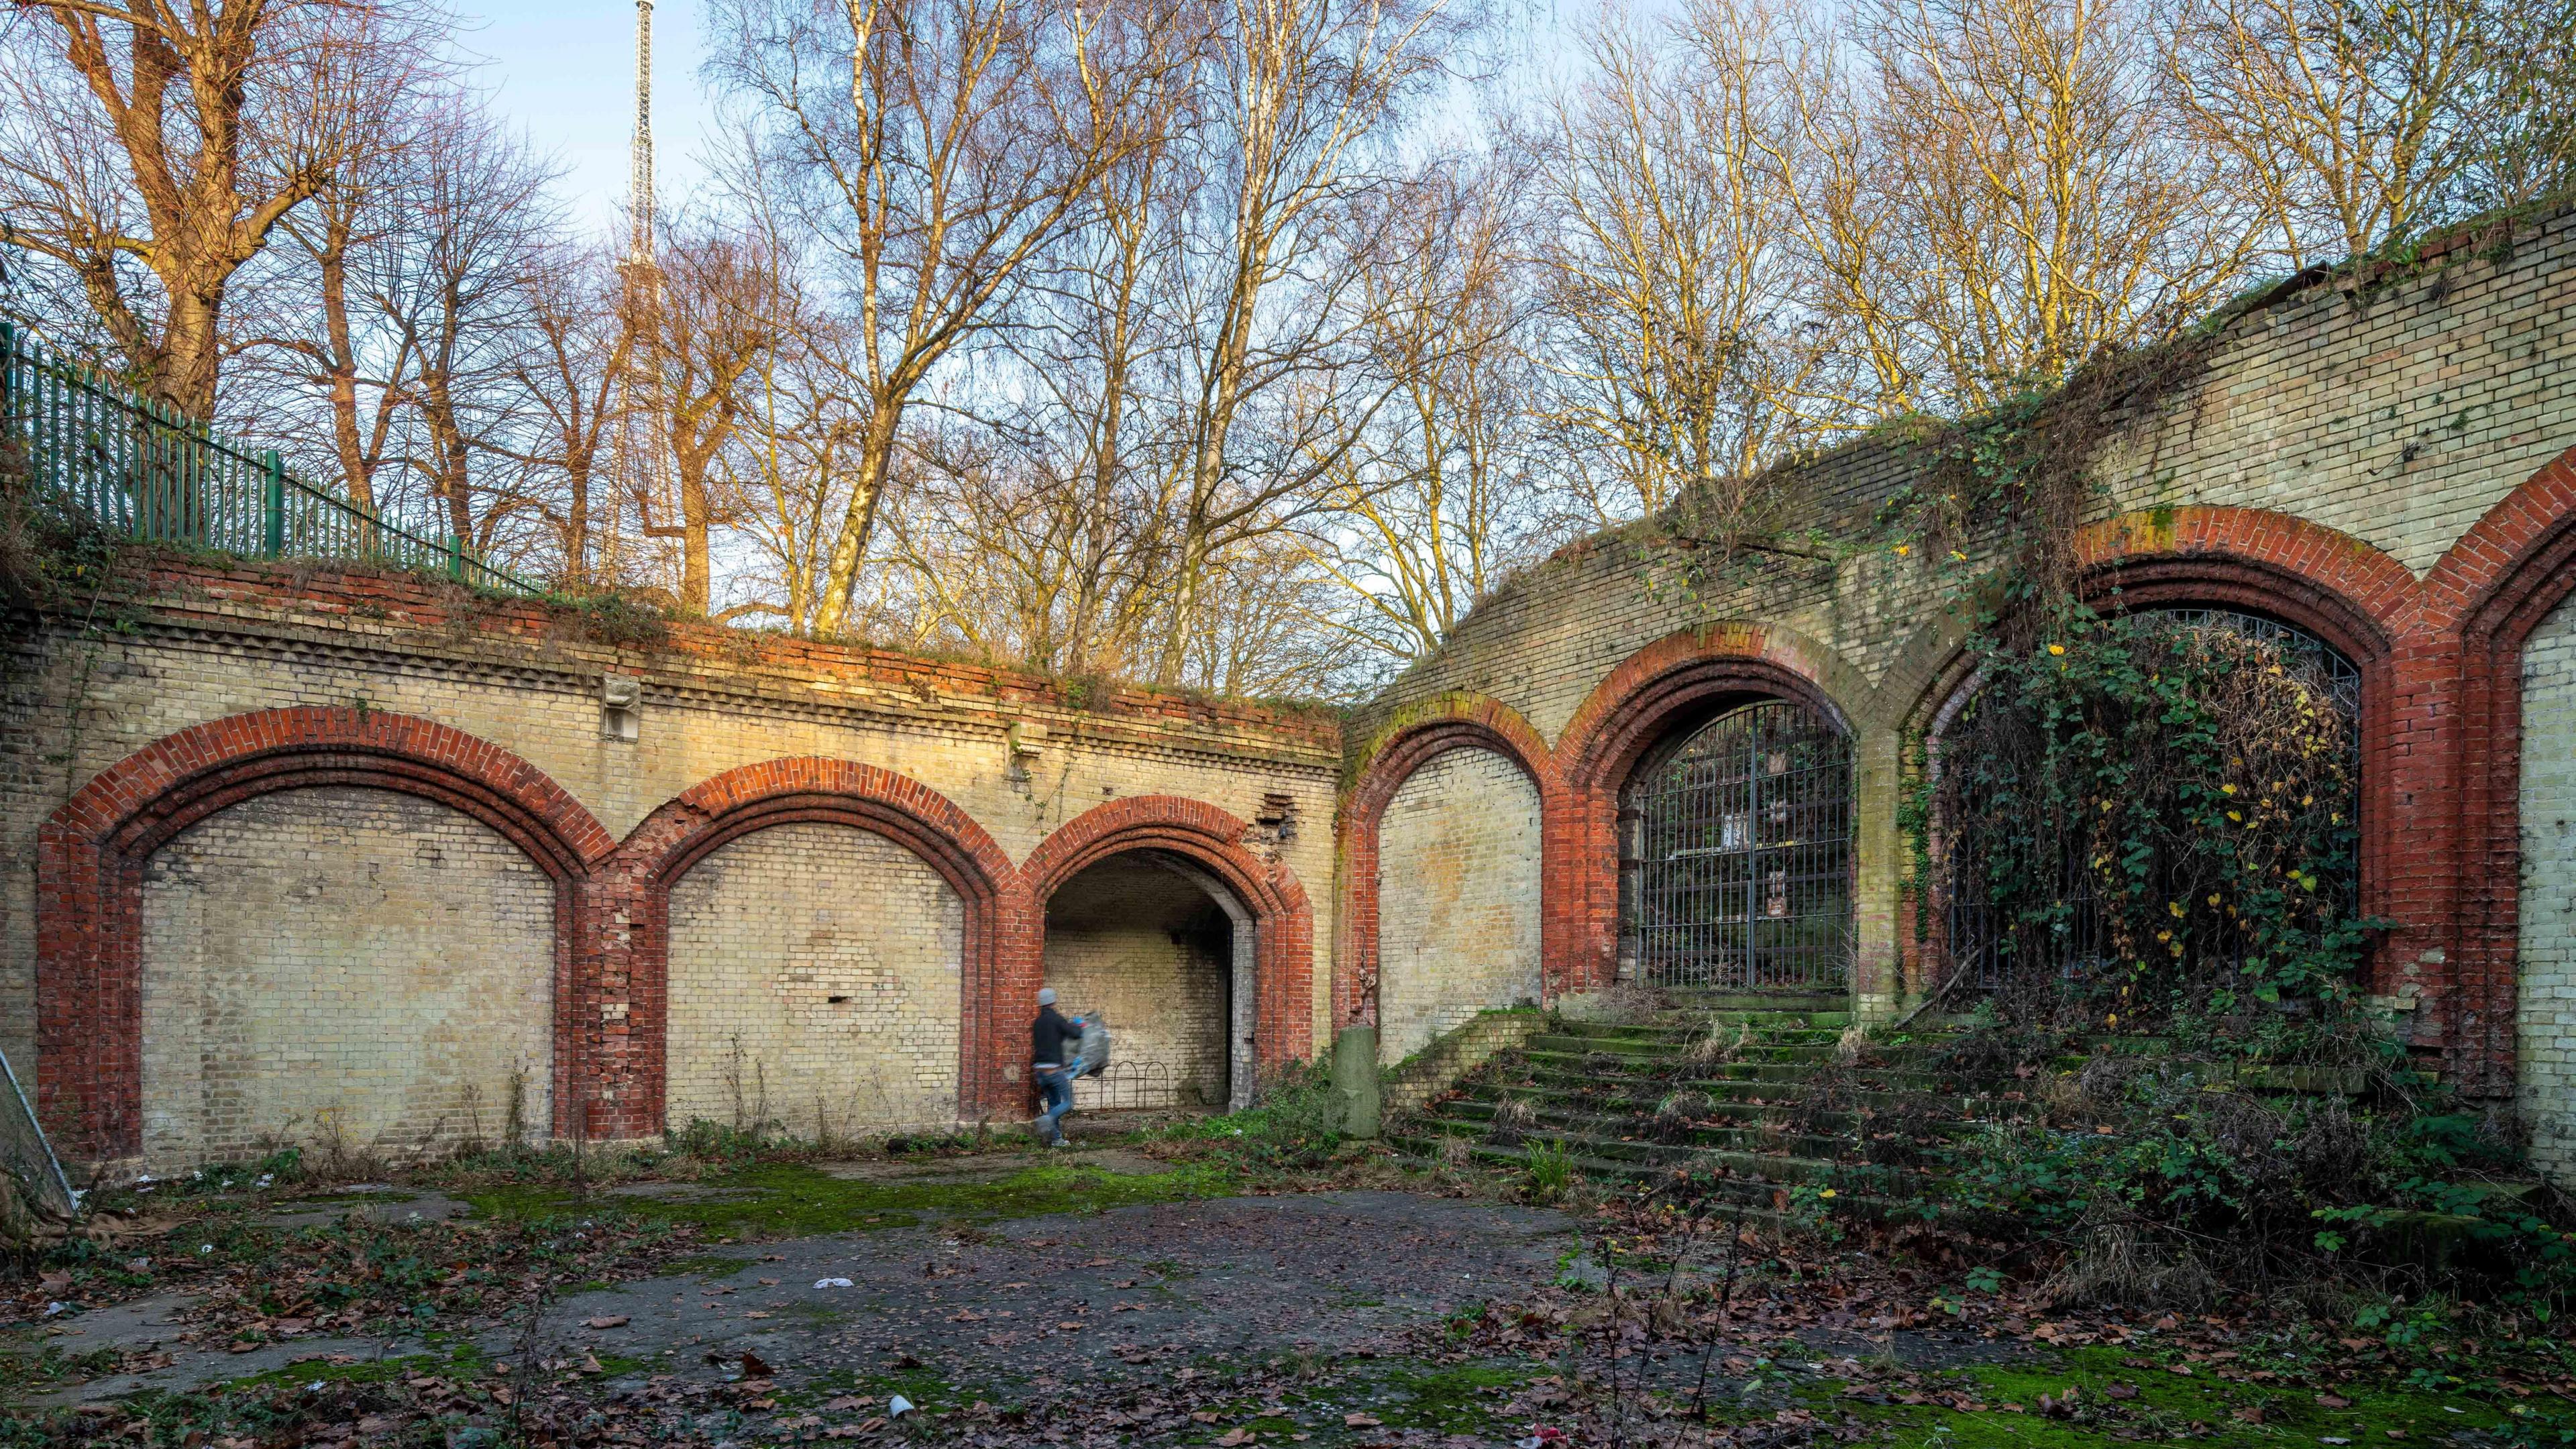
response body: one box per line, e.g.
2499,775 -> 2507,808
54,559 -> 1344,772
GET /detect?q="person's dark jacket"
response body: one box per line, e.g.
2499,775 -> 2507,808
1031,1005 -> 1079,1068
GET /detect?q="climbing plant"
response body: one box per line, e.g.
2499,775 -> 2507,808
1937,606 -> 2369,1046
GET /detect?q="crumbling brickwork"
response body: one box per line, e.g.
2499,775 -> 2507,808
7,566 -> 1334,1168
13,203 -> 2576,1183
1339,203 -> 2576,1174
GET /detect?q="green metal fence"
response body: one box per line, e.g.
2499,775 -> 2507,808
0,320 -> 541,595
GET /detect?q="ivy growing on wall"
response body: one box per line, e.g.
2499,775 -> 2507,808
1937,608 -> 2370,1048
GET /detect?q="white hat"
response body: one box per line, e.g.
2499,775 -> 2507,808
1037,987 -> 1057,1006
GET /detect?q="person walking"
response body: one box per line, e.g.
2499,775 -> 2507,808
1031,987 -> 1080,1147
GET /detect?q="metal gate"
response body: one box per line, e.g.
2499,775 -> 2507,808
1625,700 -> 1855,991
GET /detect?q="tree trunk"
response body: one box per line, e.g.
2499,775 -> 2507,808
812,398 -> 904,638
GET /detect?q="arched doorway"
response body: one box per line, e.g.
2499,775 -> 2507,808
1041,851 -> 1254,1115
1619,699 -> 1856,992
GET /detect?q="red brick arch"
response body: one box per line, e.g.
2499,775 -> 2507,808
1025,797 -> 1317,1073
35,708 -> 614,1159
2078,508 -> 2416,936
1888,508 -> 2422,1000
2420,447 -> 2576,1094
2072,505 -> 2414,661
1338,696 -> 1561,1028
1553,625 -> 1870,994
591,759 -> 1028,1133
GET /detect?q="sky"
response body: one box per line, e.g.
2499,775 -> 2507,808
460,1 -> 723,235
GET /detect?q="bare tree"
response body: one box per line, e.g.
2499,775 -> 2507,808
504,241 -> 634,587
1145,0 -> 1457,682
1812,0 -> 2259,411
1301,154 -> 1552,670
369,105 -> 562,557
710,0 -> 1188,637
630,223 -> 784,616
0,0 -> 441,417
1524,0 -> 1823,529
2167,0 -> 2563,265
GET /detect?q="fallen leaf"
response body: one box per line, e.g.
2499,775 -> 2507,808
741,1352 -> 775,1378
1345,1413 -> 1383,1428
1215,1431 -> 1252,1446
583,1316 -> 629,1330
2318,1393 -> 2351,1409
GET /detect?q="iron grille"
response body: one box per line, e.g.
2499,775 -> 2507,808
1625,700 -> 1856,991
1941,608 -> 2361,989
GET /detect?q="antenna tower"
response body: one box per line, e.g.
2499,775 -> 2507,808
631,0 -> 657,262
612,0 -> 672,586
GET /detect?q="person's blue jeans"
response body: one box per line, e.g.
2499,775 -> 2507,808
1035,1067 -> 1075,1142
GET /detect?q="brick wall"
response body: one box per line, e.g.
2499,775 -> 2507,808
2520,592 -> 2576,1179
1042,859 -> 1234,1110
1375,748 -> 1543,1063
139,786 -> 553,1171
665,822 -> 965,1140
6,563 -> 1336,1168
1338,201 -> 2576,1139
1382,1010 -> 1547,1117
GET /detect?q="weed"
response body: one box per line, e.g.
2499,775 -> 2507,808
1523,1140 -> 1576,1202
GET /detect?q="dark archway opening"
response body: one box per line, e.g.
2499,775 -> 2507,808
1041,851 -> 1253,1116
1617,698 -> 1856,992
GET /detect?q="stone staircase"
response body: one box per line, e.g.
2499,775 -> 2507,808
1393,996 -> 2551,1258
1391,992 -> 1995,1230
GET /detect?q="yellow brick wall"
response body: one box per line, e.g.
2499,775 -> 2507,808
1376,749 -> 1543,1063
139,786 -> 553,1171
0,600 -> 1340,1126
2521,592 -> 2576,1179
665,822 -> 965,1140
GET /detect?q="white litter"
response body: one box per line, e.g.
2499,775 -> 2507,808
199,1244 -> 214,1255
307,1381 -> 326,1392
888,1394 -> 916,1417
813,1277 -> 854,1289
40,1302 -> 64,1318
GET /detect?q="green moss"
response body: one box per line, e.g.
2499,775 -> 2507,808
462,1159 -> 1234,1240
1360,1361 -> 1537,1432
1831,1344 -> 2548,1447
785,1362 -> 983,1416
219,1344 -> 490,1393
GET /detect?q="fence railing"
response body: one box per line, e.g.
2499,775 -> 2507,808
0,321 -> 541,596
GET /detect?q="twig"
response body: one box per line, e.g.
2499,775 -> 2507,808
1689,1205 -> 1749,1444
